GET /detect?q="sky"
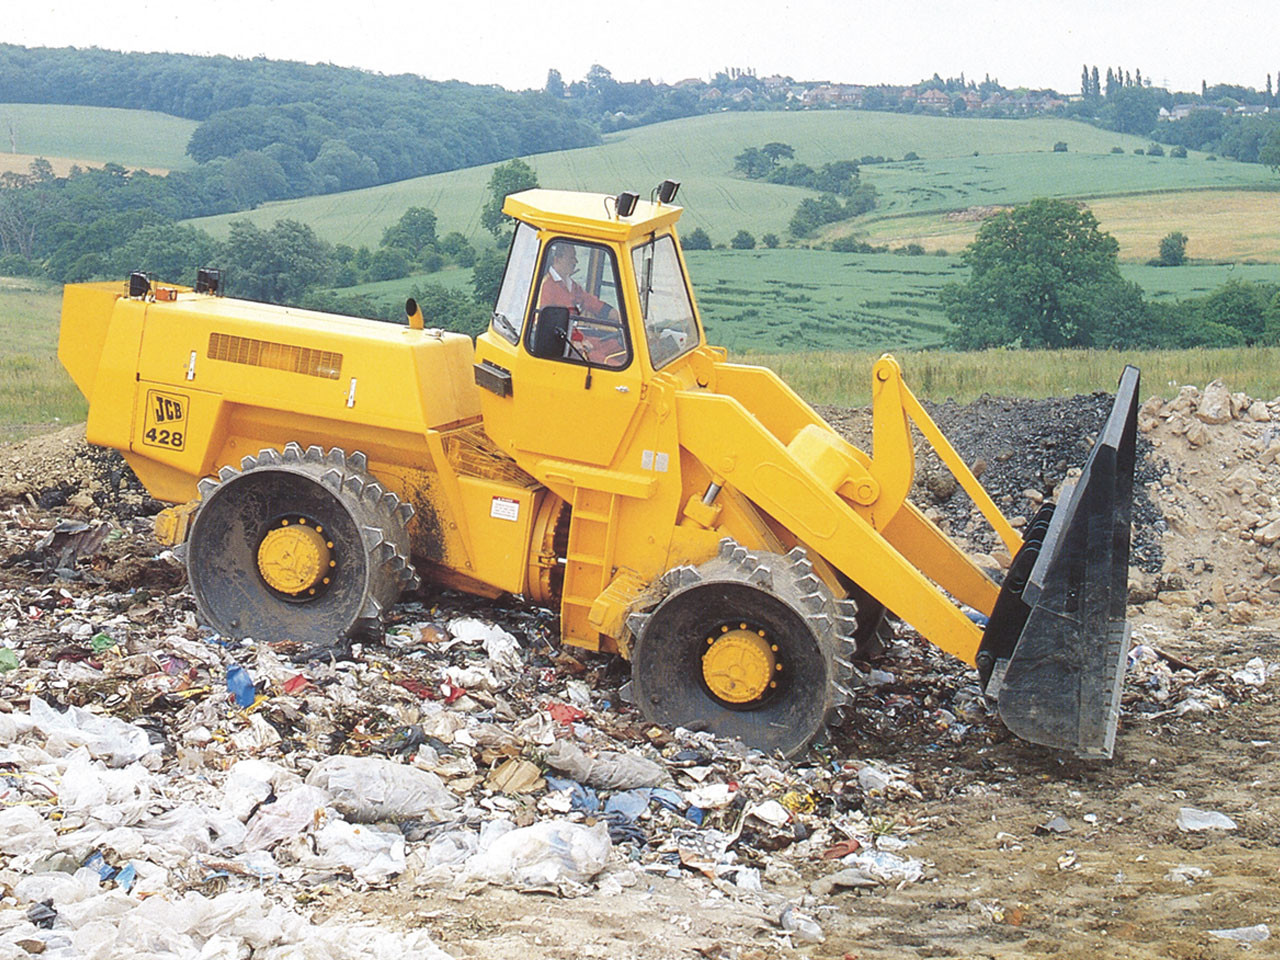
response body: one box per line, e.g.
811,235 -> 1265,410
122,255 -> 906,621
5,0 -> 1275,96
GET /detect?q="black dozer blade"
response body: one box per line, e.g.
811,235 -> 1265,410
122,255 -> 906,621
976,366 -> 1140,759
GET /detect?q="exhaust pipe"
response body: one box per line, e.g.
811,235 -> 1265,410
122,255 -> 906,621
976,366 -> 1140,758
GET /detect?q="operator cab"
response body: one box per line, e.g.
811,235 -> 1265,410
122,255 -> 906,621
482,186 -> 704,378
473,185 -> 707,466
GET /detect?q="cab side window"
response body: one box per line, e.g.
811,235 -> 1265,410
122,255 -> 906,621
632,235 -> 700,368
491,222 -> 540,343
531,239 -> 630,369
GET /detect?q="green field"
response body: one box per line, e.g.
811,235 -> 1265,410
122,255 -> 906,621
857,151 -> 1276,222
187,111 -> 1188,248
320,251 -> 1280,354
0,279 -> 85,438
0,103 -> 198,171
688,252 -> 1279,351
687,250 -> 959,351
1121,261 -> 1280,298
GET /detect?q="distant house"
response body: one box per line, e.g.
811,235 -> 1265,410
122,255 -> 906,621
1163,103 -> 1233,121
1236,103 -> 1270,116
962,91 -> 983,110
801,84 -> 838,105
918,88 -> 952,110
729,87 -> 754,103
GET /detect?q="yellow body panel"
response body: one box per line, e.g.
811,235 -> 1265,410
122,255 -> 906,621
57,281 -> 540,598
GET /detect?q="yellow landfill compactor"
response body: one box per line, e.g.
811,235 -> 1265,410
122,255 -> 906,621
58,184 -> 1140,759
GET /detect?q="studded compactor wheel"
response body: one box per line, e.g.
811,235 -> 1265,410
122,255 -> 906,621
187,443 -> 419,647
629,539 -> 859,757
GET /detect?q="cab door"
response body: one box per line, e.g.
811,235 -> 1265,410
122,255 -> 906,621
512,237 -> 641,467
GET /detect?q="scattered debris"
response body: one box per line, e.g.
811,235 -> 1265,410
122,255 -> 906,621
1176,807 -> 1238,832
1208,923 -> 1270,943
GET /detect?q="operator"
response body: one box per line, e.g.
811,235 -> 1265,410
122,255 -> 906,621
538,243 -> 626,366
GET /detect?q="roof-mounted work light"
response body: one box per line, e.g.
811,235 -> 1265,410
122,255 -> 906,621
614,191 -> 639,218
656,179 -> 680,204
195,268 -> 223,295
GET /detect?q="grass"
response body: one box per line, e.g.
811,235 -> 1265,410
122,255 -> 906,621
736,347 -> 1280,406
327,250 -> 1279,354
686,249 -> 960,351
187,111 -> 1174,248
857,151 -> 1276,222
0,279 -> 85,438
0,103 -> 198,171
851,188 -> 1280,262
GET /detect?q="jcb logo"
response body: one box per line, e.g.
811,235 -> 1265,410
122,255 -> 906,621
142,390 -> 189,451
153,395 -> 185,424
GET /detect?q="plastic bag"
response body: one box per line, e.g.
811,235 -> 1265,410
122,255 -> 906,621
308,820 -> 405,884
544,740 -> 667,791
58,748 -> 155,825
138,803 -> 247,855
1177,807 -> 1237,832
421,829 -> 479,867
463,819 -> 610,886
305,756 -> 458,823
448,617 -> 523,683
242,785 -> 330,852
15,866 -> 102,905
0,805 -> 57,855
222,758 -> 299,822
28,696 -> 156,767
839,848 -> 925,883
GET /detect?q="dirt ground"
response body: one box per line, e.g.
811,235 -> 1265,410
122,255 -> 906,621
0,382 -> 1277,959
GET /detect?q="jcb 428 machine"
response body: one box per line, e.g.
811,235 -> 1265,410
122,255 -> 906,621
59,184 -> 1139,758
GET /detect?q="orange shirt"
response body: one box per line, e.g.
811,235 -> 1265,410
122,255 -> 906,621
539,271 -> 610,318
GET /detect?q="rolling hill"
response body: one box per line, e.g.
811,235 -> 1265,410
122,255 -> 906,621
0,103 -> 198,171
186,110 -> 1248,248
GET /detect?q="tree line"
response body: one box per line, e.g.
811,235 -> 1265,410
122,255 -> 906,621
731,143 -> 878,238
0,44 -> 598,198
942,199 -> 1280,350
0,156 -> 545,342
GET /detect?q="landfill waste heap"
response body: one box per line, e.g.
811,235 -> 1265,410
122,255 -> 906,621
0,377 -> 1273,956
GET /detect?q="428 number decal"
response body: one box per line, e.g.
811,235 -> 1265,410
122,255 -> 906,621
141,389 -> 189,452
144,427 -> 184,448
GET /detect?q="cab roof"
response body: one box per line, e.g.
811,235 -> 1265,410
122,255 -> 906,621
503,189 -> 683,242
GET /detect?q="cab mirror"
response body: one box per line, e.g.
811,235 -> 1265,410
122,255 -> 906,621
529,306 -> 570,359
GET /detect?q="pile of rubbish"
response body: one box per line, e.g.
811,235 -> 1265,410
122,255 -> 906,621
821,389 -> 1166,572
0,534 -> 1269,956
0,564 -> 949,955
0,380 -> 1274,955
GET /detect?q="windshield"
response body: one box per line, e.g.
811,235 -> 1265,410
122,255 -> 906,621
491,221 -> 540,343
631,235 -> 699,368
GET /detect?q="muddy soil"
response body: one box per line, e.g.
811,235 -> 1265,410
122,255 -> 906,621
0,386 -> 1276,960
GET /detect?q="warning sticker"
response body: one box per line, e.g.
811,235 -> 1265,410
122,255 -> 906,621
490,496 -> 520,522
141,389 -> 189,451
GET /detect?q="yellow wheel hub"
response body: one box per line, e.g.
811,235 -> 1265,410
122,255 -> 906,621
257,519 -> 333,595
702,625 -> 778,704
